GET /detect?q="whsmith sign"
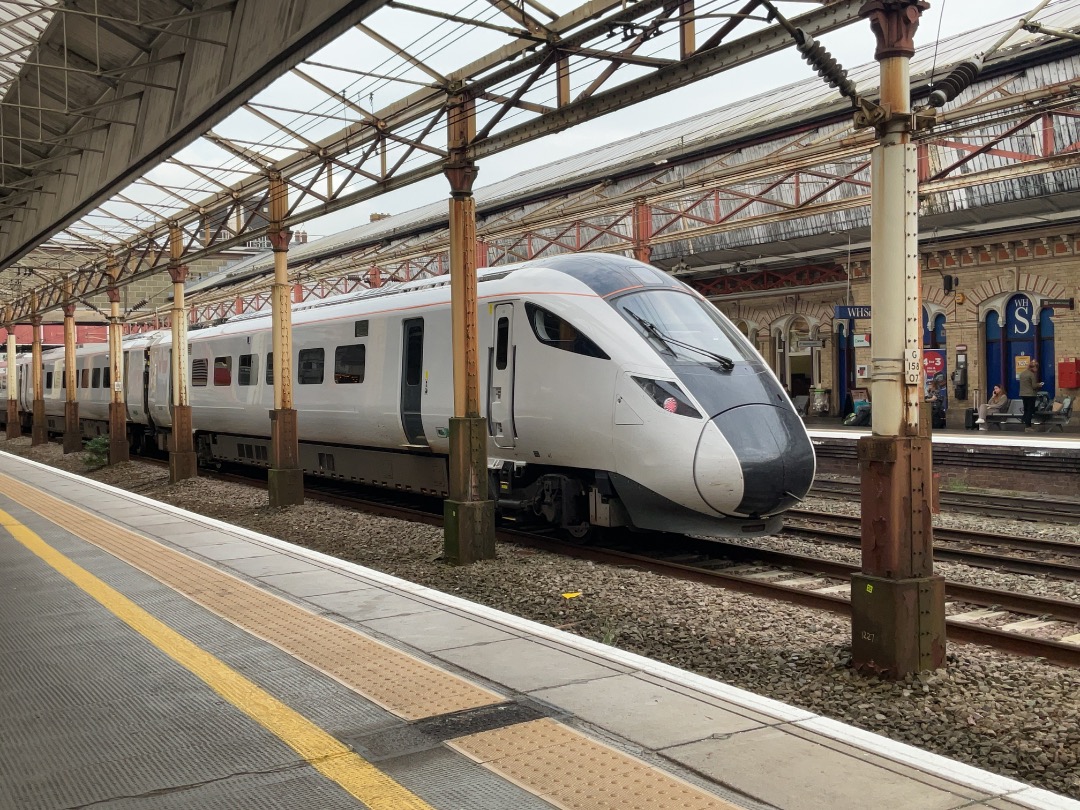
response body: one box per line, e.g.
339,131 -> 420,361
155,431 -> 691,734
835,306 -> 871,319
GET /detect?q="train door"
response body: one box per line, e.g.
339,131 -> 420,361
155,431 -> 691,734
400,318 -> 427,447
489,303 -> 516,448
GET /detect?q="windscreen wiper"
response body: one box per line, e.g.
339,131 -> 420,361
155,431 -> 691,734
626,311 -> 734,371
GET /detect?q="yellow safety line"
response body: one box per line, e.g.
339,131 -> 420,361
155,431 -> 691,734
0,508 -> 436,810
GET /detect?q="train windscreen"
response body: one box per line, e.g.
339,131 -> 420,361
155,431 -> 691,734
614,290 -> 756,365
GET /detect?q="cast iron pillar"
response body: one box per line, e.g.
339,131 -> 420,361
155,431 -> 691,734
5,325 -> 19,439
168,226 -> 197,482
267,173 -> 303,507
62,300 -> 81,453
852,0 -> 946,679
30,294 -> 46,446
107,281 -> 129,464
443,91 -> 495,564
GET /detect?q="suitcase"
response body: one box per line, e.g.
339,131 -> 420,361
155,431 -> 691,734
964,407 -> 977,430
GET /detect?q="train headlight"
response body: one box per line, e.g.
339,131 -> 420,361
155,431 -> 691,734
632,376 -> 701,418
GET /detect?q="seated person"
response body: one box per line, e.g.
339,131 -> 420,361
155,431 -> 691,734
976,385 -> 1008,429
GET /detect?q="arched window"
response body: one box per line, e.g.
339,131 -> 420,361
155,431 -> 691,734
985,295 -> 1055,398
922,308 -> 946,349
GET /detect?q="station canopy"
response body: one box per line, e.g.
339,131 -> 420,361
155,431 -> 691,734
0,0 -> 871,319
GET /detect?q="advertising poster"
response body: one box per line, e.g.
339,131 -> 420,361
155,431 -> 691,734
922,349 -> 947,396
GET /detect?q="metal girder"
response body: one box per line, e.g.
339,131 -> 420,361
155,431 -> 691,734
0,0 -> 391,287
4,0 -> 868,320
178,73 -> 1080,316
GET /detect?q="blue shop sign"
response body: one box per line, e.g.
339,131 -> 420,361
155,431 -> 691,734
835,305 -> 871,319
1006,295 -> 1035,339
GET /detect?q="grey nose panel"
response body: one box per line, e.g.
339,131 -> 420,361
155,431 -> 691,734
710,405 -> 815,516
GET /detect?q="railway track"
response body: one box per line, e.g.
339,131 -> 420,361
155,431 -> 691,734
810,479 -> 1080,524
136,458 -> 1080,666
784,510 -> 1080,581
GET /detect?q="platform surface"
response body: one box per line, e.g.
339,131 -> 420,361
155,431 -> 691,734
1,451 -> 1077,810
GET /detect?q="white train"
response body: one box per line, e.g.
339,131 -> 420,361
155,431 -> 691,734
1,254 -> 815,537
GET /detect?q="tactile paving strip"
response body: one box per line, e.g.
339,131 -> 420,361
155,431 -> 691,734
449,718 -> 743,810
0,473 -> 502,721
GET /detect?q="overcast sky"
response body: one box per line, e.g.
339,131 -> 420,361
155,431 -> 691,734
299,0 -> 1033,238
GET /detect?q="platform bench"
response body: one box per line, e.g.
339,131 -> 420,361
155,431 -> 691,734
984,400 -> 1023,429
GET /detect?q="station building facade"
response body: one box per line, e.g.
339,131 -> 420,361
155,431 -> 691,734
714,238 -> 1080,426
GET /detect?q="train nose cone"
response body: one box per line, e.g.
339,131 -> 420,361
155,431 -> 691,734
694,404 -> 815,516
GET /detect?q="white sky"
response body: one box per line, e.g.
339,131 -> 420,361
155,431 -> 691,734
301,0 -> 1033,237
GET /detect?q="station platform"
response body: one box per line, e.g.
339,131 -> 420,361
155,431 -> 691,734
805,421 -> 1080,496
2,451 -> 1077,810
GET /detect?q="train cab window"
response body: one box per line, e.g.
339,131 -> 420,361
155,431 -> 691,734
334,345 -> 365,384
265,352 -> 273,385
298,348 -> 324,384
524,303 -> 608,359
495,317 -> 509,370
191,358 -> 209,387
213,356 -> 232,386
238,354 -> 257,386
92,368 -> 101,389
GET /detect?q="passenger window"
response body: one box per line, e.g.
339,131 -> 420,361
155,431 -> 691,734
61,371 -> 66,390
265,352 -> 273,385
496,317 -> 509,370
405,323 -> 423,386
92,368 -> 101,388
334,345 -> 365,384
213,356 -> 232,386
298,348 -> 324,384
238,354 -> 256,386
354,320 -> 369,338
103,367 -> 111,388
80,368 -> 89,389
191,358 -> 209,387
524,303 -> 609,359
46,371 -> 53,389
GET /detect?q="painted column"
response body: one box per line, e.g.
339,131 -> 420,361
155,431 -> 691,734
267,172 -> 303,507
62,298 -> 80,453
107,279 -> 129,464
852,0 -> 946,678
31,304 -> 46,446
5,322 -> 19,440
443,91 -> 495,564
168,225 -> 197,482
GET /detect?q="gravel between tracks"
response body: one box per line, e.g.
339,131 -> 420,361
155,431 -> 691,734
4,438 -> 1080,800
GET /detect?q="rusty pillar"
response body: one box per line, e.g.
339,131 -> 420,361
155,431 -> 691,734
30,294 -> 46,446
443,91 -> 495,564
168,226 -> 197,482
852,0 -> 945,679
62,300 -> 81,453
5,325 -> 19,439
107,281 -> 129,464
268,172 -> 303,507
632,198 -> 653,263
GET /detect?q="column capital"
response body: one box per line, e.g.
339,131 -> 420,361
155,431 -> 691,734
30,315 -> 42,328
168,263 -> 189,284
860,0 -> 928,60
106,286 -> 121,304
268,228 -> 292,252
62,303 -> 76,319
444,162 -> 479,197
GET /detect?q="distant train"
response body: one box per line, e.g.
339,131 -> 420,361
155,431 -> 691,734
1,253 -> 815,537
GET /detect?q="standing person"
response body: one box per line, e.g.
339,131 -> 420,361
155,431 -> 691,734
1019,360 -> 1044,432
976,385 -> 1008,430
